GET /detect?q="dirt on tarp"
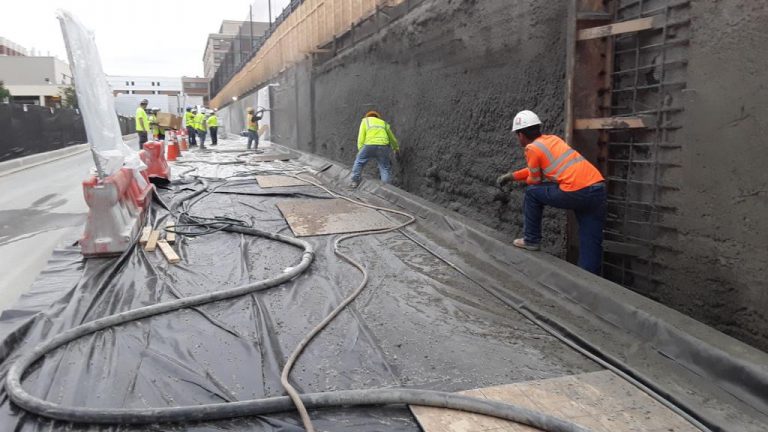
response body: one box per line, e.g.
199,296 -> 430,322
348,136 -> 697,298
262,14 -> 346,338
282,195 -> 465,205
0,175 -> 597,431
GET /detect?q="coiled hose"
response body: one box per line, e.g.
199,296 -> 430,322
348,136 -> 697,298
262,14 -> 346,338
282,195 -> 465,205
4,179 -> 591,432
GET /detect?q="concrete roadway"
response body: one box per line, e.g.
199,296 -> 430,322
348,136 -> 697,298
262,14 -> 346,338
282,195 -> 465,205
0,150 -> 93,312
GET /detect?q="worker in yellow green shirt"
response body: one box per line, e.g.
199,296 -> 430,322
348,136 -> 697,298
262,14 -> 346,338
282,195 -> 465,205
350,110 -> 399,188
194,108 -> 207,149
185,107 -> 197,146
207,109 -> 219,146
135,99 -> 149,149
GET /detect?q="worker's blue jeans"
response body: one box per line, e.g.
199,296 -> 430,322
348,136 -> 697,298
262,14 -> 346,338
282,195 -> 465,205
247,130 -> 259,150
523,182 -> 606,274
351,145 -> 392,184
197,130 -> 207,147
187,126 -> 197,145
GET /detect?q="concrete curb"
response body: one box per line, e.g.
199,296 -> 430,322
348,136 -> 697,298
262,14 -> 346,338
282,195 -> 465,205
0,134 -> 138,178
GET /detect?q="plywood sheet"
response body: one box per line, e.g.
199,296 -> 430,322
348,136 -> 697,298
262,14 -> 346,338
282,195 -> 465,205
248,151 -> 297,162
256,175 -> 311,188
410,371 -> 698,432
276,198 -> 395,236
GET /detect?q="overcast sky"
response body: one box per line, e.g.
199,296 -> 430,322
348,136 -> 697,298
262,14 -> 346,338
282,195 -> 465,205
1,0 -> 289,77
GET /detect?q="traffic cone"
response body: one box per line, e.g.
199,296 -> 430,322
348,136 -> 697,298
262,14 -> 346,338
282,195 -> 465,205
179,132 -> 189,151
167,139 -> 180,161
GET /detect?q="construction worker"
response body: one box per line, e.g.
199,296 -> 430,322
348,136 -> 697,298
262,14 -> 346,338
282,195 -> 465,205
135,99 -> 150,149
195,108 -> 207,149
148,107 -> 159,140
152,108 -> 166,141
207,108 -> 218,146
185,107 -> 197,147
350,110 -> 399,188
246,107 -> 263,150
496,110 -> 606,274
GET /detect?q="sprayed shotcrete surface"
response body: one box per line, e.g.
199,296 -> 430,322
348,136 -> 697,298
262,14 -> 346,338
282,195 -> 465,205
267,0 -> 768,351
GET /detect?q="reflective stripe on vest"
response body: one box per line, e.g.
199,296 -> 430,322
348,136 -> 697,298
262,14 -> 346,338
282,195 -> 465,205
363,117 -> 389,145
530,139 -> 586,181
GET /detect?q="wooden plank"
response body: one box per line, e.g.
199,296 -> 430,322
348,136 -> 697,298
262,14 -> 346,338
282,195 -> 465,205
165,221 -> 176,244
139,227 -> 152,246
578,15 -> 662,40
157,240 -> 181,264
411,371 -> 699,432
144,230 -> 160,252
574,116 -> 650,130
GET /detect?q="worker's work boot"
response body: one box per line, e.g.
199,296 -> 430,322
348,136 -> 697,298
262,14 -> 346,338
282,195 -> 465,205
513,238 -> 540,251
349,180 -> 360,190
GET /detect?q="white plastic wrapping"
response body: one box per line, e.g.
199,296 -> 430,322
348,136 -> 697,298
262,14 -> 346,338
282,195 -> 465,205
58,10 -> 141,176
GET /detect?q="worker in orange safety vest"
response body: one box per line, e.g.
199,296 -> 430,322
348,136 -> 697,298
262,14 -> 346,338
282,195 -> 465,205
496,110 -> 606,274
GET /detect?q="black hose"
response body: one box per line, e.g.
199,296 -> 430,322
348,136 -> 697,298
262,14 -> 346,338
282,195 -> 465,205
4,180 -> 592,432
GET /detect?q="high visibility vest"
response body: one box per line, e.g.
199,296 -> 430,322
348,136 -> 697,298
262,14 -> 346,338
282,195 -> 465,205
194,113 -> 205,131
247,113 -> 258,131
518,135 -> 604,192
135,107 -> 148,132
361,117 -> 389,146
207,115 -> 218,128
148,114 -> 159,136
185,111 -> 195,129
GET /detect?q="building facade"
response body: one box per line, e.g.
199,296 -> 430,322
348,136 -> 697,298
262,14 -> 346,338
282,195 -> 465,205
182,76 -> 210,105
0,56 -> 72,106
203,20 -> 244,79
106,75 -> 182,97
0,37 -> 28,57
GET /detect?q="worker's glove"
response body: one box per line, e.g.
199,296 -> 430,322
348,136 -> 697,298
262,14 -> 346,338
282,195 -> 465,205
496,173 -> 514,187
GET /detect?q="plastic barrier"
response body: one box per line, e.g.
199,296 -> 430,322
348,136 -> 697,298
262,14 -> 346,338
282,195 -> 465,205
139,141 -> 170,180
80,167 -> 152,256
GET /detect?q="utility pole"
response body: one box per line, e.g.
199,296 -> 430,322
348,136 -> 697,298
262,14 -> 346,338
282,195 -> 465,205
249,5 -> 254,54
268,0 -> 272,26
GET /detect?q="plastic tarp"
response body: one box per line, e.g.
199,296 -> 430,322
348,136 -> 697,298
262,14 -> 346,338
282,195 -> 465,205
0,141 -> 597,430
57,10 -> 139,175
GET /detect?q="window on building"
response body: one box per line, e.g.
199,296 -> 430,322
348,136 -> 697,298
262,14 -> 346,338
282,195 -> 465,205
125,81 -> 129,86
131,81 -> 135,85
151,82 -> 154,86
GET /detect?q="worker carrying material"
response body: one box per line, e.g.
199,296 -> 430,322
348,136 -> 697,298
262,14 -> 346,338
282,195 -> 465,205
496,110 -> 606,274
207,108 -> 218,146
185,107 -> 197,147
135,99 -> 149,149
150,107 -> 165,141
350,110 -> 399,188
246,107 -> 263,151
195,109 -> 207,149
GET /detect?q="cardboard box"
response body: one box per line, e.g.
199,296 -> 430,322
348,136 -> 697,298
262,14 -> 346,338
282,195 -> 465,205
157,113 -> 181,130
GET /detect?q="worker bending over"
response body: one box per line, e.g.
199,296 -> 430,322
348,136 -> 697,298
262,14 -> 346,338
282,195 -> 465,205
246,107 -> 263,151
135,99 -> 149,149
350,110 -> 399,188
207,109 -> 218,146
195,108 -> 207,149
497,110 -> 606,274
185,107 -> 197,147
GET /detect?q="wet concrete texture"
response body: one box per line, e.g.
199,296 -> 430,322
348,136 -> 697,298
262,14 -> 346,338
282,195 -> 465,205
275,0 -> 571,255
668,0 -> 768,349
258,0 -> 768,351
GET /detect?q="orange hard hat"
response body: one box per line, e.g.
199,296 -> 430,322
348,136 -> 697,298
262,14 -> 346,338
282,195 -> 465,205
365,111 -> 381,118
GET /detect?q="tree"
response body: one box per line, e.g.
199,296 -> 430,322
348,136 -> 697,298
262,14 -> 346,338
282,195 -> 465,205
61,85 -> 78,109
0,81 -> 10,103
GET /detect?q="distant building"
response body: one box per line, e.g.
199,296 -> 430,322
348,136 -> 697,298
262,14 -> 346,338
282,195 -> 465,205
0,56 -> 72,106
106,75 -> 182,97
182,76 -> 211,105
203,20 -> 244,79
0,36 -> 28,57
106,76 -> 185,117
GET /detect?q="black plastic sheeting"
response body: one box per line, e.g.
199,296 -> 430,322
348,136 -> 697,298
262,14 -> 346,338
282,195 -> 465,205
0,179 -> 597,431
0,104 -> 136,162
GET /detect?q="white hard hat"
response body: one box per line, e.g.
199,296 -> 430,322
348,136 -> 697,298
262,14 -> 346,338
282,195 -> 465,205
512,110 -> 542,132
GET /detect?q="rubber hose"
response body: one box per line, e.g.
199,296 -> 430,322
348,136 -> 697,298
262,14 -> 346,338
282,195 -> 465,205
4,181 -> 592,432
3,388 -> 588,431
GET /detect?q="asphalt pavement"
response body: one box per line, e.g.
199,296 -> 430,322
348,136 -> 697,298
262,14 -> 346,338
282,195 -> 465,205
0,150 -> 93,312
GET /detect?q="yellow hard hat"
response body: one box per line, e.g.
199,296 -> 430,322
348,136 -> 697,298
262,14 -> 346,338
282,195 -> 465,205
365,111 -> 381,118
247,107 -> 255,112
